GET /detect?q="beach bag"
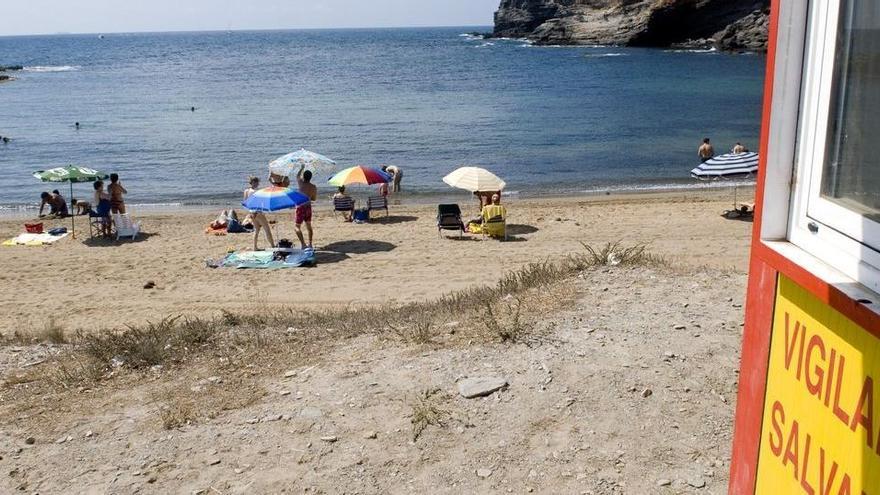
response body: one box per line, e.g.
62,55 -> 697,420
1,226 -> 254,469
25,223 -> 43,234
47,227 -> 67,236
353,208 -> 369,224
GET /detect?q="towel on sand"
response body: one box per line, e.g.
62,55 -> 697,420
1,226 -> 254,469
207,248 -> 316,269
3,232 -> 70,246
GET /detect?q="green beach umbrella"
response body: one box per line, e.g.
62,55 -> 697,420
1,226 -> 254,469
33,166 -> 109,238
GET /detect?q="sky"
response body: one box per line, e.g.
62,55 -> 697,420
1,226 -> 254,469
0,0 -> 500,36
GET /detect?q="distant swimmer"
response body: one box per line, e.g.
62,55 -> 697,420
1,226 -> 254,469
75,122 -> 80,129
191,107 -> 196,112
0,136 -> 8,143
698,138 -> 714,162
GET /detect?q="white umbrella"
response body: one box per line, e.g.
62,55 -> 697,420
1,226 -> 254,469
269,149 -> 337,176
442,166 -> 506,192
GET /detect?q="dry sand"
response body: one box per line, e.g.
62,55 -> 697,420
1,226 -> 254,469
0,189 -> 753,494
0,190 -> 752,336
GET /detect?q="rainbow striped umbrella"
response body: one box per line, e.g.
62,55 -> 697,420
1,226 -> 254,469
242,186 -> 310,212
327,166 -> 392,187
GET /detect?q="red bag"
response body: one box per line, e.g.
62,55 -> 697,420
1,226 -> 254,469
25,223 -> 43,234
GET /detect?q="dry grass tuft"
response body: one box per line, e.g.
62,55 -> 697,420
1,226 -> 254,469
579,241 -> 668,268
159,399 -> 197,430
410,388 -> 448,441
387,312 -> 436,345
479,295 -> 526,343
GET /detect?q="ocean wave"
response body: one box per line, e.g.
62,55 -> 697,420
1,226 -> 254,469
474,42 -> 495,48
23,65 -> 81,73
584,53 -> 626,58
581,180 -> 756,195
459,33 -> 485,40
664,48 -> 717,54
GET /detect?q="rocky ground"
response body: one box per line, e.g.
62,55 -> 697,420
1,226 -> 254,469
0,264 -> 745,494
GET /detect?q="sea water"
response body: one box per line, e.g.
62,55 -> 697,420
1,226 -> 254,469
0,27 -> 765,209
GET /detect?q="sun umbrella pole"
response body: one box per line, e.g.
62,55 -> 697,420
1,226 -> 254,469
69,181 -> 76,239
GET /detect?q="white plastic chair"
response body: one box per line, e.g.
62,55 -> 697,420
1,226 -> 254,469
112,213 -> 140,240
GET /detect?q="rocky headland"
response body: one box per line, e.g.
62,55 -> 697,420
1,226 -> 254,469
494,0 -> 770,51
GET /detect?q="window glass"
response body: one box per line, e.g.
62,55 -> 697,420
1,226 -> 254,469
822,0 -> 880,222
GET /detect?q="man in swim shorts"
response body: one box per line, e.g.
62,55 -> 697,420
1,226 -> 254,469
295,165 -> 318,249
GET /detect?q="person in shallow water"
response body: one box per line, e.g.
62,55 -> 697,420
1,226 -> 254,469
698,138 -> 715,162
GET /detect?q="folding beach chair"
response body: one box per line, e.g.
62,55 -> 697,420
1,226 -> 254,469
332,196 -> 356,220
481,204 -> 507,240
113,213 -> 140,240
88,201 -> 112,238
437,204 -> 465,238
367,196 -> 388,218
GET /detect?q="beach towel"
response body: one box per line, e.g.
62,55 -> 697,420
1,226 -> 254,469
207,248 -> 316,269
2,232 -> 70,246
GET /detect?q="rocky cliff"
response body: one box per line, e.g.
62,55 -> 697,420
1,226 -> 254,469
494,0 -> 770,51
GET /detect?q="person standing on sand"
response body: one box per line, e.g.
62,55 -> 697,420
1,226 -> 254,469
384,165 -> 402,193
295,165 -> 317,249
244,176 -> 274,251
698,138 -> 715,162
108,173 -> 127,214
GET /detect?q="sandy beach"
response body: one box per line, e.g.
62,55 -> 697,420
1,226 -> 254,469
0,189 -> 753,336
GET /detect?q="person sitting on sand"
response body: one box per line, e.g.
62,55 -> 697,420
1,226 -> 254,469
333,186 -> 355,222
39,190 -> 68,218
295,165 -> 317,249
698,138 -> 715,162
244,176 -> 274,251
92,180 -> 112,236
732,142 -> 746,154
108,173 -> 127,214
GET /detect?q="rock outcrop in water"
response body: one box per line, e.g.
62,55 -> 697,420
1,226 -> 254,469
494,0 -> 770,51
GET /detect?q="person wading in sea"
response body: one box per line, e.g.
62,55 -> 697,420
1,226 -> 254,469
294,164 -> 317,250
698,138 -> 715,162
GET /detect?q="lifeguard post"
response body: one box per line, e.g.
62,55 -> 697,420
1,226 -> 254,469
729,0 -> 880,493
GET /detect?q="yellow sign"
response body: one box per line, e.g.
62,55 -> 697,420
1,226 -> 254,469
757,276 -> 880,494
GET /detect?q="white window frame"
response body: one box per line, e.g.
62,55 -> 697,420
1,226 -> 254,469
787,0 -> 880,295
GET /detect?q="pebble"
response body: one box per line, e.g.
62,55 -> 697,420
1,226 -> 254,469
457,377 -> 508,399
284,370 -> 297,378
279,390 -> 291,396
24,437 -> 35,445
663,351 -> 675,359
207,458 -> 221,466
476,468 -> 493,478
673,324 -> 687,330
641,388 -> 653,398
300,407 -> 323,419
363,431 -> 378,440
55,435 -> 72,444
320,436 -> 338,443
656,479 -> 672,486
687,478 -> 706,488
